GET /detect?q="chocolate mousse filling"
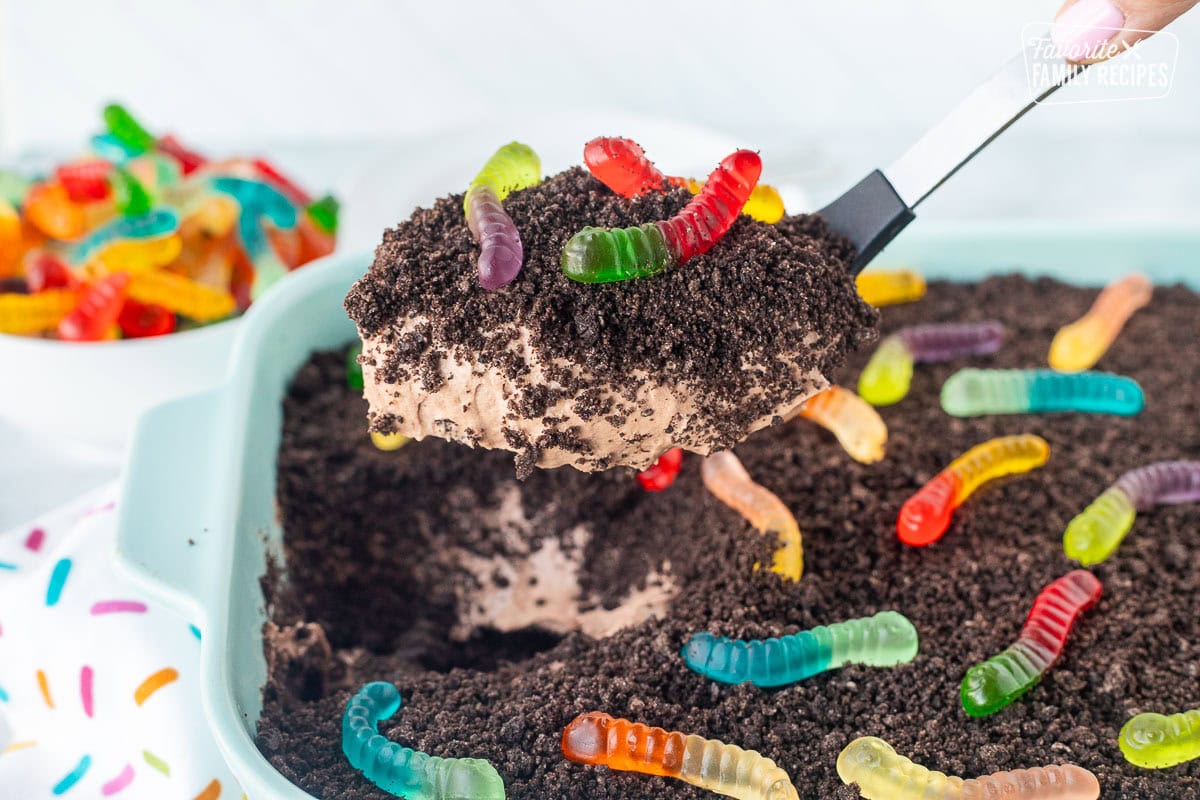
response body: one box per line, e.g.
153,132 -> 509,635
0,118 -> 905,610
345,167 -> 876,475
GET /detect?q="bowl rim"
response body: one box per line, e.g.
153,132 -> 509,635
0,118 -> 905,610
0,314 -> 242,349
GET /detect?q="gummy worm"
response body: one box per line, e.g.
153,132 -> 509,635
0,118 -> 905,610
156,134 -> 207,175
0,197 -> 19,249
682,611 -> 918,687
103,103 -> 157,155
307,194 -> 340,234
680,178 -> 785,225
701,451 -> 803,581
58,274 -> 129,341
252,158 -> 312,205
70,208 -> 180,265
343,682 -> 505,800
371,431 -> 409,451
855,269 -> 926,307
960,569 -> 1101,718
1049,273 -> 1151,372
463,142 -> 541,290
582,137 -> 667,198
837,736 -> 1100,799
897,434 -> 1049,547
1063,460 -> 1200,566
582,137 -> 784,222
112,166 -> 152,217
56,159 -> 112,203
210,176 -> 298,300
636,447 -> 684,491
1119,708 -> 1200,769
93,235 -> 182,275
24,183 -> 84,240
795,385 -> 888,464
91,133 -> 140,164
562,149 -> 761,283
0,290 -> 79,335
941,369 -> 1144,417
562,711 -> 799,800
347,342 -> 365,390
126,270 -> 235,322
859,321 -> 1006,406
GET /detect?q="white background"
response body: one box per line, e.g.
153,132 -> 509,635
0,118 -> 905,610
2,0 -> 1199,223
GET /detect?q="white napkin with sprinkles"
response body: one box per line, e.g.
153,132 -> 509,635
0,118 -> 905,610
0,486 -> 242,800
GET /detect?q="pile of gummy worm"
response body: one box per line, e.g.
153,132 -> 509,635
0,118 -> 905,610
338,138 -> 1199,799
0,104 -> 338,340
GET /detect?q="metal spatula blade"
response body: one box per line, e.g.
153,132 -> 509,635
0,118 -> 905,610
820,34 -> 1085,273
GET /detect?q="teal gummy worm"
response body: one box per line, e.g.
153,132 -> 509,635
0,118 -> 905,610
682,611 -> 919,688
210,175 -> 298,300
941,369 -> 1144,417
343,682 -> 506,800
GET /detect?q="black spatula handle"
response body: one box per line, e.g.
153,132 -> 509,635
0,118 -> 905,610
819,33 -> 1086,274
818,170 -> 914,275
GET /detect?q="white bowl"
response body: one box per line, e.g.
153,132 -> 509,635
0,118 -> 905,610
0,318 -> 240,456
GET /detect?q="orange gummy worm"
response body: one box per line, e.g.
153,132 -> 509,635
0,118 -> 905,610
701,452 -> 803,581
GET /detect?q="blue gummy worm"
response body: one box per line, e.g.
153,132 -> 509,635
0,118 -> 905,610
941,369 -> 1144,417
681,611 -> 919,688
342,682 -> 506,800
210,176 -> 298,230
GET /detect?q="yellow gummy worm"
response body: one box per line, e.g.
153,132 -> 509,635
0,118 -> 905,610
701,451 -> 803,581
0,289 -> 79,335
370,431 -> 409,451
1049,273 -> 1152,372
126,270 -> 235,322
837,737 -> 1100,800
685,179 -> 785,224
91,234 -> 183,275
463,142 -> 541,213
795,385 -> 887,464
1119,709 -> 1200,769
947,434 -> 1051,504
855,269 -> 926,307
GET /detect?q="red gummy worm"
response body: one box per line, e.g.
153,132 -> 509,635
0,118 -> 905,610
252,158 -> 312,205
118,299 -> 176,338
157,134 -> 207,175
1024,570 -> 1102,657
583,137 -> 667,198
23,252 -> 76,293
56,159 -> 112,202
57,273 -> 129,341
897,471 -> 961,546
637,448 -> 684,491
662,150 -> 761,263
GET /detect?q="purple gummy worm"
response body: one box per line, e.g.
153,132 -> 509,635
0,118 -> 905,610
896,320 -> 1007,362
465,185 -> 523,290
1113,461 -> 1200,510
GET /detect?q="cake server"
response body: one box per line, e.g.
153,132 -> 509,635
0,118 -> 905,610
820,35 -> 1085,271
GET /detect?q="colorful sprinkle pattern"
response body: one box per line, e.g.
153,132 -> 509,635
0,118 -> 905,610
0,488 -> 239,798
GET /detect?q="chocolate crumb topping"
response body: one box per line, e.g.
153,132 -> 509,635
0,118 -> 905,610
345,167 -> 876,472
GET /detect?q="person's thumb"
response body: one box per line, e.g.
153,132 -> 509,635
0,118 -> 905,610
1052,0 -> 1198,63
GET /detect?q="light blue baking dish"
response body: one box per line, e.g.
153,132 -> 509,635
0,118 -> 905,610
114,223 -> 1200,799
